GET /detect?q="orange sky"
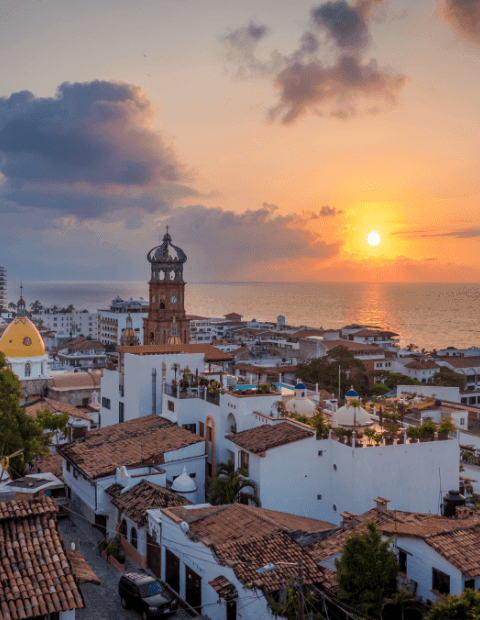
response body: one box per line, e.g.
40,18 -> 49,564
0,0 -> 479,282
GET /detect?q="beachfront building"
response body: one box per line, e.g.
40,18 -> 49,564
33,308 -> 99,339
55,336 -> 107,369
97,295 -> 148,345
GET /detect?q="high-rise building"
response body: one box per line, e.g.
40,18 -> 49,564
0,267 -> 6,310
143,228 -> 190,345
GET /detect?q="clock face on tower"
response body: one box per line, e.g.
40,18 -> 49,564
170,295 -> 178,304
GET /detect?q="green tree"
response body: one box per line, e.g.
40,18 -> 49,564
208,461 -> 259,506
0,352 -> 69,477
431,370 -> 467,390
334,521 -> 399,616
372,370 -> 421,389
425,588 -> 480,620
371,383 -> 391,396
269,580 -> 323,620
297,346 -> 367,396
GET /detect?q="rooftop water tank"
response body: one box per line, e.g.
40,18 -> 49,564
443,489 -> 465,517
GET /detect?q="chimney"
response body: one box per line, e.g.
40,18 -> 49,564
340,511 -> 358,529
455,505 -> 470,520
373,497 -> 391,512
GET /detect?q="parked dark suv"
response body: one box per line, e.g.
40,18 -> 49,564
118,573 -> 177,619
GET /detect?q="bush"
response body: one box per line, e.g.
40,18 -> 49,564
438,418 -> 456,434
105,542 -> 125,563
425,588 -> 480,619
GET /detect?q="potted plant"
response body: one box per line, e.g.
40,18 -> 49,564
437,418 -> 456,440
419,419 -> 437,442
407,426 -> 419,442
374,432 -> 383,446
106,542 -> 126,570
384,432 -> 395,446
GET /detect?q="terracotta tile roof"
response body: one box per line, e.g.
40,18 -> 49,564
66,549 -> 101,585
225,422 -> 314,454
0,497 -> 84,619
215,530 -> 321,591
34,453 -> 64,480
162,503 -> 333,547
22,397 -> 94,422
57,415 -> 204,479
116,343 -> 233,361
111,480 -> 190,525
56,337 -> 105,352
104,483 -> 123,499
208,576 -> 237,600
425,524 -> 480,578
437,356 -> 480,369
49,370 -> 102,390
323,340 -> 383,353
404,360 -> 440,370
306,508 -> 480,590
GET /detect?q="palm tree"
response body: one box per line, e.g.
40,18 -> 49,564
208,461 -> 259,506
30,300 -> 43,313
7,302 -> 16,311
406,343 -> 418,352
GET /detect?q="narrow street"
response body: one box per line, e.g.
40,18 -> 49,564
59,515 -> 193,620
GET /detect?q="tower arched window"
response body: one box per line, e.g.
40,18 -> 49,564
149,332 -> 155,345
159,297 -> 165,309
41,363 -> 44,375
25,363 -> 31,377
120,519 -> 127,539
130,527 -> 137,549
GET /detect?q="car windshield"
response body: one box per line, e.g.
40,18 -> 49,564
140,582 -> 164,598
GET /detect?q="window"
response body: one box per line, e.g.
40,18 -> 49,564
120,519 -> 127,539
102,397 -> 111,409
183,423 -> 196,434
465,579 -> 475,590
207,426 -> 213,443
333,464 -> 337,471
25,363 -> 31,377
207,462 -> 213,478
432,568 -> 450,595
66,462 -> 71,472
130,527 -> 138,549
73,468 -> 78,479
460,418 -> 465,425
317,494 -> 322,500
239,450 -> 249,474
119,402 -> 124,424
318,450 -> 323,456
398,549 -> 407,574
199,422 -> 205,437
333,504 -> 337,511
168,400 -> 175,412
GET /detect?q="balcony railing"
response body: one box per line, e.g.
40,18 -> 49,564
164,383 -> 220,406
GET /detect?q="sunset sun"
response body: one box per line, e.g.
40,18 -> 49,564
367,232 -> 381,246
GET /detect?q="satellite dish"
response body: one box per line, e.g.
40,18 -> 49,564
180,521 -> 189,534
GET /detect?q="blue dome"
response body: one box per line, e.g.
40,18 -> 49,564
295,382 -> 307,390
345,388 -> 359,397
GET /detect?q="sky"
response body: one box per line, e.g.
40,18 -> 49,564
0,0 -> 480,286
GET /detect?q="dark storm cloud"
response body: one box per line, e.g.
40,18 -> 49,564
0,80 -> 193,223
442,0 -> 480,45
224,20 -> 270,47
269,56 -> 409,123
222,1 -> 409,123
162,203 -> 341,265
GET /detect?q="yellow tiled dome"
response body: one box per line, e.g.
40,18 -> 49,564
167,335 -> 182,344
0,316 -> 46,358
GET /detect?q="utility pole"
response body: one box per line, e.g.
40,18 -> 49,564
298,559 -> 305,620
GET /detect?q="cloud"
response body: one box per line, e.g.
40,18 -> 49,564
0,80 -> 195,224
311,0 -> 384,51
269,56 -> 409,123
393,227 -> 480,238
222,2 -> 410,123
442,0 -> 480,45
158,203 -> 342,279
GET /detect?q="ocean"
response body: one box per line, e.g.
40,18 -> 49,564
16,281 -> 480,352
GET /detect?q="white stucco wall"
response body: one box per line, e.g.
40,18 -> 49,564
226,434 -> 460,526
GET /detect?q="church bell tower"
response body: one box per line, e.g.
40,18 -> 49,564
143,228 -> 190,345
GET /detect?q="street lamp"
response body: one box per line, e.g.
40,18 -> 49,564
256,560 -> 305,620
